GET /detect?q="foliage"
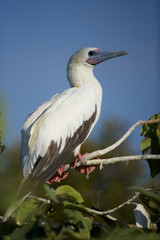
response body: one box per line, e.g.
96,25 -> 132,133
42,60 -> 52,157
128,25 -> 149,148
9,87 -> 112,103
141,113 -> 160,177
1,185 -> 93,239
1,185 -> 160,239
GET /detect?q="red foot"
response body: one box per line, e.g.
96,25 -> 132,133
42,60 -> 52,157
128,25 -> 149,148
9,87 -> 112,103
71,152 -> 88,168
73,152 -> 96,176
47,165 -> 69,184
46,151 -> 96,184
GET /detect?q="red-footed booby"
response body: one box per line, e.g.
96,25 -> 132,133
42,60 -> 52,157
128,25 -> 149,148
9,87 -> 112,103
2,47 -> 127,222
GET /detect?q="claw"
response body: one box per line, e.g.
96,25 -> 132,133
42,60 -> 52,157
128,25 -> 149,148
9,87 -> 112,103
74,151 -> 96,176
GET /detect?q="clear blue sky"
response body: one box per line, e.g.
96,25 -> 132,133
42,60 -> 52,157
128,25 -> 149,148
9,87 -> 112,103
1,0 -> 160,151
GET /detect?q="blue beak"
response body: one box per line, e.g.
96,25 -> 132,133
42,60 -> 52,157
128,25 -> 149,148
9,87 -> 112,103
87,49 -> 128,65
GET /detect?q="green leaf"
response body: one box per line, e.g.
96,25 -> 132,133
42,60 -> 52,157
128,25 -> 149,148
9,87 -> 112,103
140,138 -> 151,153
55,185 -> 84,204
140,113 -> 160,177
44,184 -> 59,204
16,198 -> 42,225
141,113 -> 160,142
80,216 -> 92,236
52,208 -> 83,225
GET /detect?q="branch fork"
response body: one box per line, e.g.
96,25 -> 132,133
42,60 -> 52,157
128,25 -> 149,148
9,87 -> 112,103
75,119 -> 160,168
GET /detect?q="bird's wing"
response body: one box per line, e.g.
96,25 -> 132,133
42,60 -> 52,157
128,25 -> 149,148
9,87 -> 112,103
20,89 -> 72,168
20,83 -> 98,188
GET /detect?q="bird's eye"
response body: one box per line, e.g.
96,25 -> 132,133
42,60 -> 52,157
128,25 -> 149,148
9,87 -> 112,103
88,50 -> 96,57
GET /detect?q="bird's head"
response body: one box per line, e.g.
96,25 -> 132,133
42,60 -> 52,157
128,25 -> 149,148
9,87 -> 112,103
67,47 -> 127,87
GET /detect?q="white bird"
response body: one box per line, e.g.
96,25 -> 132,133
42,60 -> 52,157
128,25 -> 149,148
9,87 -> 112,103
2,47 -> 127,222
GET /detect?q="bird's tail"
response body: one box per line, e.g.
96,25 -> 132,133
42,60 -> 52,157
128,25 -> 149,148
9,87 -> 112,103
1,194 -> 30,223
1,179 -> 31,223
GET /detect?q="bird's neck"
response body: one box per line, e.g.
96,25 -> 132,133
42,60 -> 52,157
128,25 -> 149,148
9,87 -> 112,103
67,63 -> 101,90
67,63 -> 103,117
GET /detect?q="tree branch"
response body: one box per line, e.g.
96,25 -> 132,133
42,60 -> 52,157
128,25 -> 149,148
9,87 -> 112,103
28,195 -> 51,204
79,119 -> 160,162
45,119 -> 160,175
27,191 -> 139,228
49,119 -> 160,181
86,192 -> 141,228
86,192 -> 140,216
77,154 -> 160,167
104,215 -> 131,228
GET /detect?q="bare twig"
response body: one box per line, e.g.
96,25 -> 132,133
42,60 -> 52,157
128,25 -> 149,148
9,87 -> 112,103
86,192 -> 140,216
101,192 -> 140,215
77,154 -> 160,167
86,192 -> 141,228
27,191 -> 140,218
28,195 -> 51,204
79,119 -> 160,161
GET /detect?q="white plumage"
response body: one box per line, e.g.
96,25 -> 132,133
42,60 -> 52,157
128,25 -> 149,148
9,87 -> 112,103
21,83 -> 99,179
2,47 -> 127,222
